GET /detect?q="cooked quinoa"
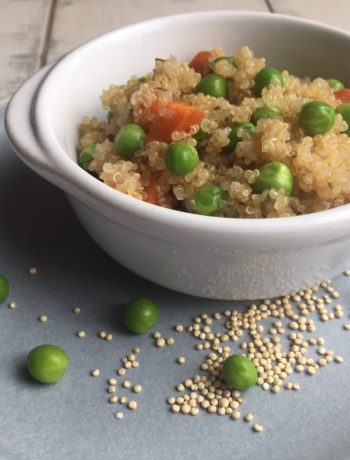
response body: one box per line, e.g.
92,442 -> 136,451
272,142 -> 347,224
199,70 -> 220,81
78,46 -> 350,218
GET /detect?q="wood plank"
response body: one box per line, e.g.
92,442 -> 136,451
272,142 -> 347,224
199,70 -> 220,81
47,0 -> 269,62
269,0 -> 350,32
0,0 -> 54,99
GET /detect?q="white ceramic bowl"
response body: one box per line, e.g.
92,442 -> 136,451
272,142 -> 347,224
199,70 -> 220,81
6,11 -> 350,299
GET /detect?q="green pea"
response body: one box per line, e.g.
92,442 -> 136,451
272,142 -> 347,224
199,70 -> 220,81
194,186 -> 223,216
27,344 -> 69,383
224,122 -> 256,153
336,103 -> 350,135
254,67 -> 284,97
251,106 -> 281,125
78,144 -> 96,170
299,101 -> 336,135
252,161 -> 293,196
222,355 -> 258,390
328,79 -> 345,91
114,123 -> 145,158
0,274 -> 9,303
165,142 -> 199,176
195,74 -> 228,98
123,297 -> 159,334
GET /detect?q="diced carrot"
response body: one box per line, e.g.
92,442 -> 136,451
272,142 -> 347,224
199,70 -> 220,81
334,89 -> 350,103
144,176 -> 159,205
143,100 -> 205,143
189,49 -> 222,76
189,51 -> 213,76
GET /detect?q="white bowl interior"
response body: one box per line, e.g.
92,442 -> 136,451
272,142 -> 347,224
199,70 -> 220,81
36,11 -> 350,165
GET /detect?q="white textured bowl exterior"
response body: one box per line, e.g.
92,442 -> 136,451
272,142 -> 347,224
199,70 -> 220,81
68,196 -> 350,299
6,11 -> 350,299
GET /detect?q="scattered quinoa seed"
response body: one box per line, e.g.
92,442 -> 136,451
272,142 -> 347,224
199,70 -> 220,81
39,315 -> 48,323
117,368 -> 126,376
9,302 -> 16,309
77,330 -> 86,338
343,323 -> 350,330
106,333 -> 113,341
133,384 -> 142,393
28,267 -> 37,275
99,331 -> 107,339
335,356 -> 344,363
231,411 -> 240,420
114,411 -> 123,420
91,369 -> 100,377
166,337 -> 175,346
181,404 -> 191,414
244,413 -> 254,422
177,356 -> 186,365
156,338 -> 166,348
128,400 -> 138,410
109,396 -> 118,404
175,325 -> 184,332
108,378 -> 117,385
73,307 -> 80,314
123,381 -> 131,389
253,424 -> 263,432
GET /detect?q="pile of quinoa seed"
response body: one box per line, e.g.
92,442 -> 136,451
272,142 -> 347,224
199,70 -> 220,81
165,278 -> 346,432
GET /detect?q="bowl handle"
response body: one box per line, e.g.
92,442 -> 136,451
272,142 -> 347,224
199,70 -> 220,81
5,66 -> 70,190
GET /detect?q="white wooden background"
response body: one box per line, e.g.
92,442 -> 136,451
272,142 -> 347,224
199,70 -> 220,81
1,0 -> 350,99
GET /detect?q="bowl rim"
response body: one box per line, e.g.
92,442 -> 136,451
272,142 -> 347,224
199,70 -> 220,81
17,10 -> 350,242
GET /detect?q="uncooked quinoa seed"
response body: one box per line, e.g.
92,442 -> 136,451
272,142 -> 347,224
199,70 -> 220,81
156,338 -> 166,348
244,413 -> 254,422
160,278 -> 348,432
253,424 -> 263,433
128,401 -> 138,410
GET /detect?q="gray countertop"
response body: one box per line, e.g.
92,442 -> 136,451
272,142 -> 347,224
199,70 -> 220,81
1,101 -> 350,460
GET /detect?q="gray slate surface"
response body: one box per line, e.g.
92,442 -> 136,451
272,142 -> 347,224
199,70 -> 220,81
1,102 -> 350,460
